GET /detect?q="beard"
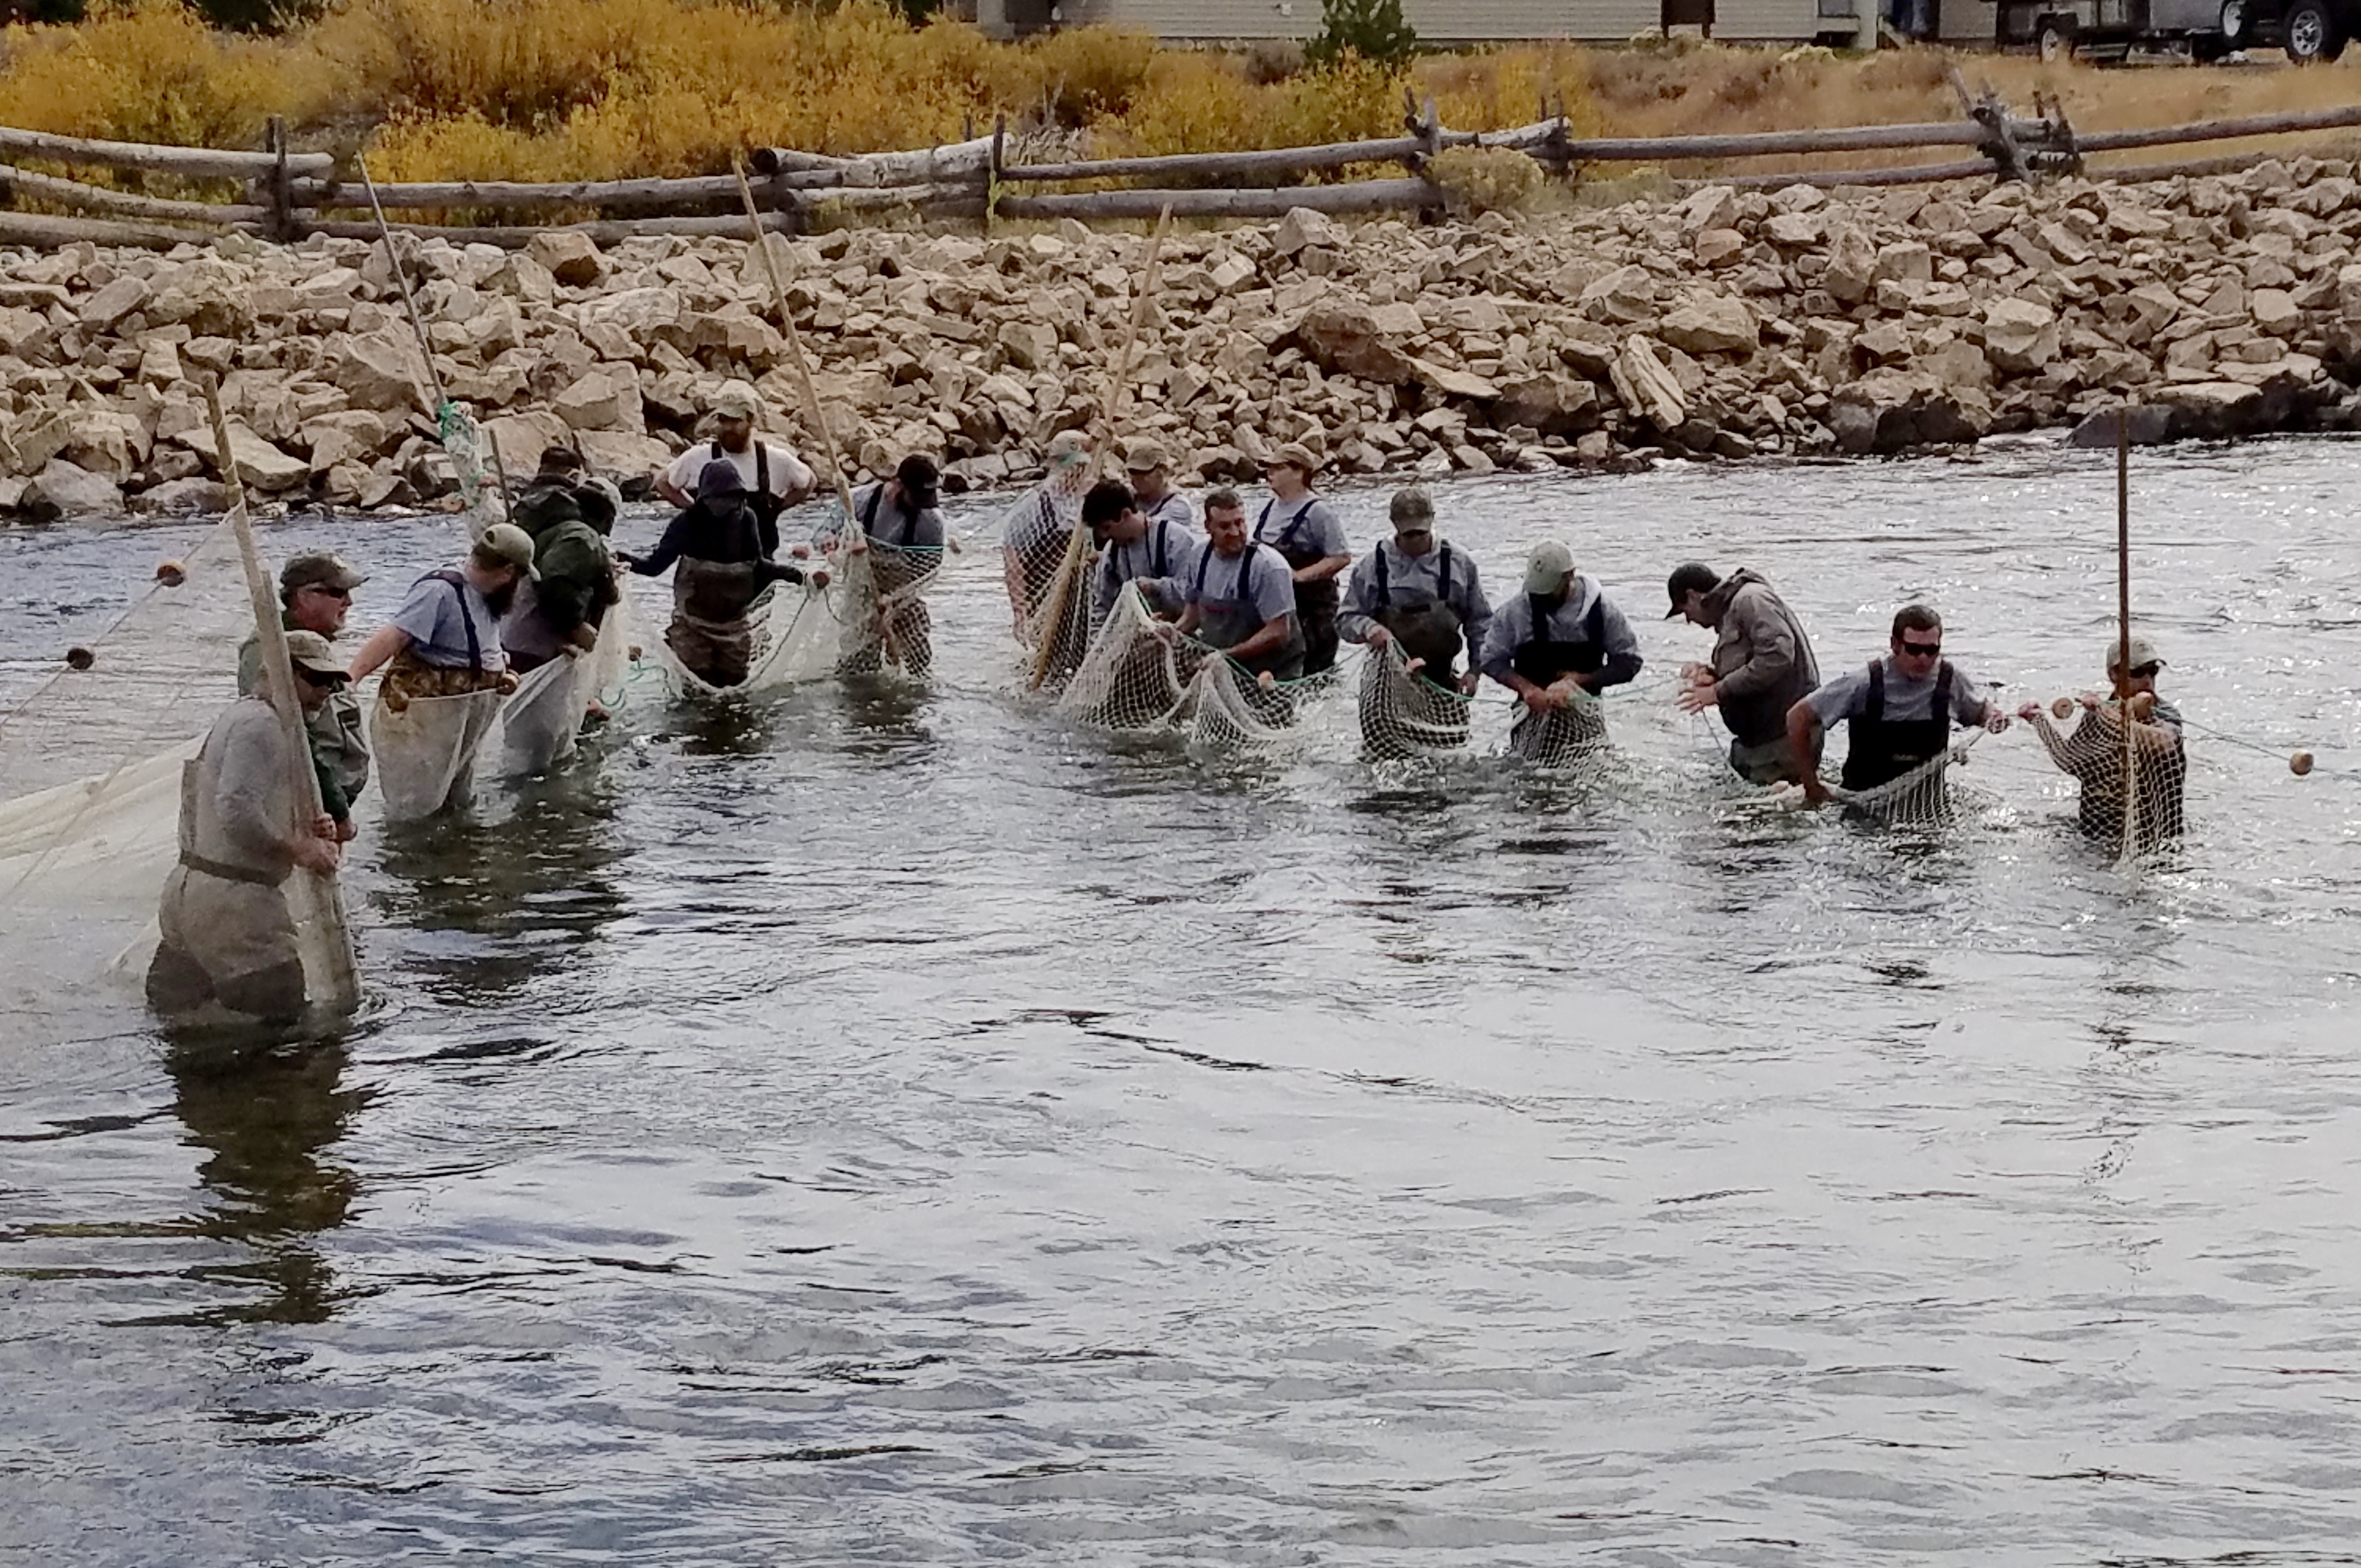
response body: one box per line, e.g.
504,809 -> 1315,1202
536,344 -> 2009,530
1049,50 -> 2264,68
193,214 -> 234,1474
483,581 -> 520,618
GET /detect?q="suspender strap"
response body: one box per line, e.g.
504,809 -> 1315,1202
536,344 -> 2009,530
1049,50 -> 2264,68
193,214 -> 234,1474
1864,659 -> 1885,721
428,569 -> 482,671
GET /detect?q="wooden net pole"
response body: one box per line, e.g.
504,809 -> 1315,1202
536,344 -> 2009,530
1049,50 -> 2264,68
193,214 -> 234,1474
2117,405 -> 2137,858
1025,207 -> 1174,693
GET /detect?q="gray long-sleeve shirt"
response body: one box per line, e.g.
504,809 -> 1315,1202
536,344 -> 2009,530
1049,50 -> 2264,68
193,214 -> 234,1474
1092,513 -> 1203,625
1337,537 -> 1493,652
1478,575 -> 1643,689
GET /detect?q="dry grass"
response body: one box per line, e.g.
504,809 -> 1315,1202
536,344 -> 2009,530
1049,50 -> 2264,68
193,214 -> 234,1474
1,2 -> 2357,187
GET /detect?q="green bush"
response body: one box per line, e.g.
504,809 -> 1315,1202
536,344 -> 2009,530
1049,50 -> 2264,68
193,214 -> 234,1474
1305,0 -> 1416,71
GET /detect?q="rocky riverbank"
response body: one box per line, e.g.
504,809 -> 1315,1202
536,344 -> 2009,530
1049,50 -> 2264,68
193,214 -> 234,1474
7,156 -> 2361,523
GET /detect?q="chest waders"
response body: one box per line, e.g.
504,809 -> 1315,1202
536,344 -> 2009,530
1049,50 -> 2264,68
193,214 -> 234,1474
667,510 -> 768,688
1509,594 -> 1609,687
1841,659 -> 1955,791
715,440 -> 780,549
1257,498 -> 1339,675
1373,542 -> 1464,678
1192,548 -> 1305,680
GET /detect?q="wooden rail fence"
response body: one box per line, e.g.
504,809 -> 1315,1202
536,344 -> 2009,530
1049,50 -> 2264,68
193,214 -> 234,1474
4,93 -> 2361,251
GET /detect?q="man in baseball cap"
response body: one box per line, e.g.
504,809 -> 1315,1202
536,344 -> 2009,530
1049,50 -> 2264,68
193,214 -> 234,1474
653,379 -> 816,546
1124,437 -> 1196,534
1477,541 -> 1644,758
1338,486 -> 1494,721
2017,634 -> 2186,847
1664,559 -> 1822,785
238,552 -> 372,837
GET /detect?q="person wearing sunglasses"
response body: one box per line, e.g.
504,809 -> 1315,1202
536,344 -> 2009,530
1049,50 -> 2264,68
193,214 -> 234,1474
2016,635 -> 2186,845
1787,603 -> 2008,804
236,552 -> 370,842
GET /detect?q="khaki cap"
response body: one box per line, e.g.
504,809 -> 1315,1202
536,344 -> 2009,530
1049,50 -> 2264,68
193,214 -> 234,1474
712,382 -> 760,420
477,521 -> 539,579
1523,540 -> 1576,596
283,628 -> 349,680
281,551 -> 367,596
1261,440 -> 1321,473
1124,437 -> 1170,472
2106,635 -> 2164,671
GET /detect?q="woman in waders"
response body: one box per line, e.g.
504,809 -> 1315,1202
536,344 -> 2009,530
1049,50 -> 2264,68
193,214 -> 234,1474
1251,442 -> 1351,677
623,460 -> 808,689
1339,488 -> 1494,757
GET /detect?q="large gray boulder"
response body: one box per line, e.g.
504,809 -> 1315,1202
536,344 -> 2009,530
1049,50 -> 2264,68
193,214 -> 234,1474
24,459 -> 125,520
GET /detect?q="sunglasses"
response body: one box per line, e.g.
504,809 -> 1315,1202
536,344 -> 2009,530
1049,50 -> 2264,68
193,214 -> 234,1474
2126,663 -> 2161,678
300,585 -> 353,601
1897,639 -> 1942,657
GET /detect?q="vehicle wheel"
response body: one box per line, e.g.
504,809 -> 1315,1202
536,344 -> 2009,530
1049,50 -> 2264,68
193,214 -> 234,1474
2037,16 -> 2076,56
2284,0 -> 2346,58
2218,0 -> 2251,44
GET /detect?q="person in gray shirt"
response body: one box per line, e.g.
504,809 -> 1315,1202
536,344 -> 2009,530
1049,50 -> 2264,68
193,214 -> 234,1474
1168,488 -> 1303,679
1085,477 -> 1201,627
1789,603 -> 2009,803
1666,560 -> 1822,786
1339,487 -> 1492,692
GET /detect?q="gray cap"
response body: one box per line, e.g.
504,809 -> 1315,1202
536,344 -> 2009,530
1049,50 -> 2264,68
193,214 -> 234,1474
2107,635 -> 2164,671
1124,437 -> 1170,473
1261,440 -> 1321,473
712,381 -> 760,420
1523,540 -> 1576,596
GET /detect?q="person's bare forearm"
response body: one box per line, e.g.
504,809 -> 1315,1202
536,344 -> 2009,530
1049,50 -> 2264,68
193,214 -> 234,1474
347,623 -> 411,682
655,478 -> 692,509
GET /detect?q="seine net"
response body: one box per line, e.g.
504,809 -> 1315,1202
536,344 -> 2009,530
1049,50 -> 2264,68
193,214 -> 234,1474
1056,584 -> 1194,729
492,601 -> 630,776
1816,728 -> 1989,826
1357,642 -> 1478,760
830,536 -> 945,680
1505,689 -> 1611,767
2024,699 -> 2186,860
623,575 -> 840,703
1004,485 -> 1093,685
372,687 -> 505,822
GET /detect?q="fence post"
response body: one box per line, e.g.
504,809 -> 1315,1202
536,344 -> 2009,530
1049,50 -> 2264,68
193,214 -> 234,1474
986,113 -> 1006,238
266,115 -> 295,242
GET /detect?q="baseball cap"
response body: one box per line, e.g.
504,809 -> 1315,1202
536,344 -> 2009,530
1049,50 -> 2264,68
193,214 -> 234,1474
1261,440 -> 1321,473
280,551 -> 366,596
1124,437 -> 1170,473
477,521 -> 540,579
1389,488 -> 1435,533
1523,541 -> 1576,596
282,628 -> 349,681
712,382 -> 760,420
895,454 -> 941,509
2106,635 -> 2164,672
1047,429 -> 1092,466
1664,561 -> 1721,618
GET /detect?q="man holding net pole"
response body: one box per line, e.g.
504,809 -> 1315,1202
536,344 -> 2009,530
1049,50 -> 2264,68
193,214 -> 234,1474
2017,637 -> 2186,851
1789,604 -> 2009,809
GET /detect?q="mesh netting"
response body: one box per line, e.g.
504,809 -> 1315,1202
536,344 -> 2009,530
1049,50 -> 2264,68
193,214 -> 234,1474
625,575 -> 840,703
829,537 -> 945,680
372,687 -> 505,822
1357,642 -> 1480,760
438,401 -> 505,539
1054,586 -> 1333,751
493,603 -> 630,775
1004,485 -> 1093,685
2027,700 -> 2187,861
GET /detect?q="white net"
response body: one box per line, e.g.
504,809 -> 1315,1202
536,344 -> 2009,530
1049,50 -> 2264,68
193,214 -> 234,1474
623,575 -> 840,704
1004,486 -> 1093,685
1355,642 -> 1477,760
370,686 -> 505,822
2025,698 -> 2186,861
437,400 -> 505,539
492,602 -> 630,776
829,537 -> 946,680
1056,585 -> 1194,730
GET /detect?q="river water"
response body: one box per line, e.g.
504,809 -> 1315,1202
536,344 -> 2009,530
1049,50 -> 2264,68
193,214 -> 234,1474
5,439 -> 2361,1566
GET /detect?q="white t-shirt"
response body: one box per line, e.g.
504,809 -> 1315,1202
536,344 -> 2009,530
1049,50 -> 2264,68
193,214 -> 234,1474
662,440 -> 815,504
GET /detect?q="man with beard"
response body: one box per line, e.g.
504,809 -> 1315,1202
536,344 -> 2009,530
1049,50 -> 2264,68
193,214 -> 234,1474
1479,542 -> 1643,760
348,523 -> 536,699
238,552 -> 369,842
623,459 -> 809,688
1665,560 -> 1823,786
654,382 -> 816,548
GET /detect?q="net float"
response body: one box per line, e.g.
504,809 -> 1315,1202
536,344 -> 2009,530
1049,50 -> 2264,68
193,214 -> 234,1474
155,559 -> 187,587
2051,696 -> 2076,719
2128,691 -> 2156,722
1257,671 -> 1276,689
2292,750 -> 2316,777
64,645 -> 94,670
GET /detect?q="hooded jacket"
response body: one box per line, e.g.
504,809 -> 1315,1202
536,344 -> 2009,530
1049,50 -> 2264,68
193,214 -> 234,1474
1702,569 -> 1819,747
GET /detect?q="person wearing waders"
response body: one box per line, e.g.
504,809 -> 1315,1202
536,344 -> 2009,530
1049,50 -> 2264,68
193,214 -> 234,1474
1124,437 -> 1196,535
653,382 -> 816,550
2017,635 -> 2186,846
1166,488 -> 1304,697
348,524 -> 534,701
1788,603 -> 2009,805
1340,488 -> 1492,689
238,552 -> 369,843
830,454 -> 947,673
148,631 -> 348,1026
1480,541 -> 1643,759
1666,560 -> 1823,786
622,459 -> 808,688
503,466 -> 620,675
1087,475 -> 1201,628
1252,442 -> 1351,676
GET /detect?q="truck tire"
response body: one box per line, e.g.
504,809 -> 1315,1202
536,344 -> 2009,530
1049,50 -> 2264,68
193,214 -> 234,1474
2218,0 -> 2251,44
2037,15 -> 2076,56
2284,0 -> 2347,58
